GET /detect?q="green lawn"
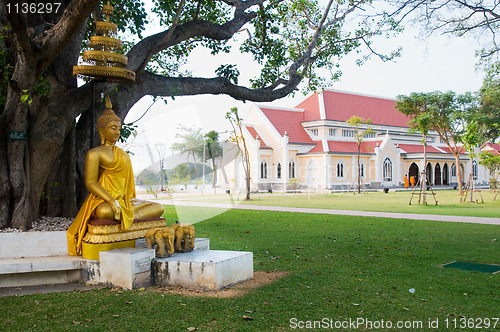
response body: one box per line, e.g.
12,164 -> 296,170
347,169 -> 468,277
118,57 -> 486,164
1,206 -> 498,331
177,189 -> 500,218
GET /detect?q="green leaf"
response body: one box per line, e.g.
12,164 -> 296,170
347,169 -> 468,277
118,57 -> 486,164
21,94 -> 30,104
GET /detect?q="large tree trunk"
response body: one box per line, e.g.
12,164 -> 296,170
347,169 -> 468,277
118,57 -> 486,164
0,135 -> 10,228
40,124 -> 78,218
4,55 -> 37,230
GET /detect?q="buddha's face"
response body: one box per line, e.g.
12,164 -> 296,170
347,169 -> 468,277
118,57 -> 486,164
102,120 -> 121,144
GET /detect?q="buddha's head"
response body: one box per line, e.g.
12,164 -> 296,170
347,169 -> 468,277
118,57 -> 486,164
97,102 -> 121,145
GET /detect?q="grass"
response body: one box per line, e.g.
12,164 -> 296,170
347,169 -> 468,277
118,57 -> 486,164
175,189 -> 500,218
1,206 -> 498,331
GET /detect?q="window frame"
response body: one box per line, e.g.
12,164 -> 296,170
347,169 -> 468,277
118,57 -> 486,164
383,157 -> 393,182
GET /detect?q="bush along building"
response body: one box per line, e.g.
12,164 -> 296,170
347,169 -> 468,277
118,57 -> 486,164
219,89 -> 491,192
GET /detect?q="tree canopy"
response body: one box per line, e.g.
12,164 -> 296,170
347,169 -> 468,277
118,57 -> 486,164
478,64 -> 500,141
387,0 -> 500,64
479,150 -> 500,180
395,91 -> 476,194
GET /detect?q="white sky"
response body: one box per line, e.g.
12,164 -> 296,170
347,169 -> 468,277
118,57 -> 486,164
124,8 -> 485,173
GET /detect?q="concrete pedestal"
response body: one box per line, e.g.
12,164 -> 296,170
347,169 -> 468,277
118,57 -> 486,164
0,233 -> 250,291
99,248 -> 155,290
153,250 -> 253,290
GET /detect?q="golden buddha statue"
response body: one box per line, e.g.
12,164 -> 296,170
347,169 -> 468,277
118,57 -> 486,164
67,98 -> 164,257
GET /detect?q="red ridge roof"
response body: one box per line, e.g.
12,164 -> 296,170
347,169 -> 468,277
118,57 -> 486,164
259,107 -> 314,144
326,141 -> 382,154
439,146 -> 466,155
299,90 -> 411,127
307,143 -> 324,153
481,143 -> 500,155
245,126 -> 267,147
397,144 -> 445,154
295,93 -> 321,122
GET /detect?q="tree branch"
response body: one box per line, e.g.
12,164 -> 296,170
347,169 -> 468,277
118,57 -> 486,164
454,0 -> 500,19
4,0 -> 32,56
35,0 -> 100,74
127,9 -> 258,72
287,0 -> 334,80
136,0 -> 186,75
132,71 -> 301,103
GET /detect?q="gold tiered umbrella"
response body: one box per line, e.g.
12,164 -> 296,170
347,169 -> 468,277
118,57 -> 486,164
73,1 -> 135,83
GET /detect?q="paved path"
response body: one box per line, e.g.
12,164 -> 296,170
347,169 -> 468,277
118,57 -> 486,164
158,200 -> 500,225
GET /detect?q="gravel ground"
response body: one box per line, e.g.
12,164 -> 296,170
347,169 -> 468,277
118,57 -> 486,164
0,217 -> 73,233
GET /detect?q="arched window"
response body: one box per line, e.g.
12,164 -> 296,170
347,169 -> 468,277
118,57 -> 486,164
451,163 -> 457,177
289,160 -> 295,179
277,163 -> 282,179
260,160 -> 268,179
472,160 -> 478,180
337,161 -> 344,178
383,158 -> 392,181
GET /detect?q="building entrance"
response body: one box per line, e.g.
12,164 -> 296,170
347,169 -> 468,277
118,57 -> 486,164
435,163 -> 442,185
409,162 -> 419,186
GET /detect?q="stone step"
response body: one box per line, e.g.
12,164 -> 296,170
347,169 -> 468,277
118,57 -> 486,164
0,235 -> 210,289
153,250 -> 253,290
0,231 -> 68,259
0,256 -> 89,288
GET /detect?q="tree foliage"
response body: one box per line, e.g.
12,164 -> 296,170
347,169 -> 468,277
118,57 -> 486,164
205,130 -> 222,188
205,130 -> 223,161
478,150 -> 500,180
170,162 -> 194,190
171,125 -> 205,179
395,91 -> 475,194
387,0 -> 500,64
478,64 -> 500,141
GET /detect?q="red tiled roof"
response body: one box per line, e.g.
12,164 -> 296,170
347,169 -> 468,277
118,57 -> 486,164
309,141 -> 469,155
481,143 -> 500,155
245,126 -> 267,147
259,107 -> 314,144
439,146 -> 466,155
397,144 -> 445,154
307,143 -> 324,153
326,141 -> 382,154
295,93 -> 321,122
299,90 -> 411,127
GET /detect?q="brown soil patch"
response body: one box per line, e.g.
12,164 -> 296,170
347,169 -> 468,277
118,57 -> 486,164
150,271 -> 289,298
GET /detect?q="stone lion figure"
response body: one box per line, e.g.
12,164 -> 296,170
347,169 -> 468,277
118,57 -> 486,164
145,227 -> 175,257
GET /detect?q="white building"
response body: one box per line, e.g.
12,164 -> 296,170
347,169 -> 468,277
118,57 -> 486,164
219,89 -> 490,192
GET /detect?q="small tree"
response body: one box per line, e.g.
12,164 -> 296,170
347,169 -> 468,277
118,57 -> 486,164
205,130 -> 223,189
171,125 -> 204,180
395,95 -> 434,204
346,115 -> 374,193
170,163 -> 194,191
226,107 -> 251,200
396,91 -> 468,195
461,120 -> 484,202
479,151 -> 500,188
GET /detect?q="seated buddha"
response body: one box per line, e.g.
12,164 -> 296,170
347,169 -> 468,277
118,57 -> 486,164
67,98 -> 164,256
